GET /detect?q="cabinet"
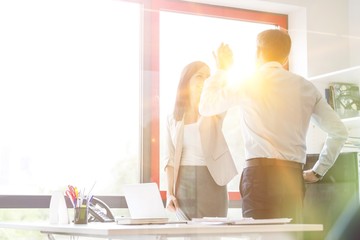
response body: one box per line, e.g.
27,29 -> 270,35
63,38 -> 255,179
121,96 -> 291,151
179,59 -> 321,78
308,66 -> 360,153
303,152 -> 359,240
306,68 -> 360,239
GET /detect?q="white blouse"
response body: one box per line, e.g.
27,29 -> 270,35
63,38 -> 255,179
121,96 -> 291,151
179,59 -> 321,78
180,122 -> 206,166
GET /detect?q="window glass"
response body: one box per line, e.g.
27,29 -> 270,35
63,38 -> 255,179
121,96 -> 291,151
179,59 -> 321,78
159,11 -> 276,191
0,0 -> 141,195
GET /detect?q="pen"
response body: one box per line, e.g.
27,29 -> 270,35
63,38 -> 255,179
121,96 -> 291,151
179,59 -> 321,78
68,196 -> 75,208
65,185 -> 78,208
77,197 -> 82,208
87,181 -> 97,197
87,195 -> 93,205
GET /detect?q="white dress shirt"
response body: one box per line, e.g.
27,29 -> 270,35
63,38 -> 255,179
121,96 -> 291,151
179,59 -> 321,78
199,62 -> 348,176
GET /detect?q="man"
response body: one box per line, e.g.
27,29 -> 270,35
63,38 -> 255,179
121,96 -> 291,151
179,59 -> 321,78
199,29 -> 348,223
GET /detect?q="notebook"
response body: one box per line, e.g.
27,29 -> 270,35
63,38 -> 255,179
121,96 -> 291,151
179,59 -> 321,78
117,182 -> 170,225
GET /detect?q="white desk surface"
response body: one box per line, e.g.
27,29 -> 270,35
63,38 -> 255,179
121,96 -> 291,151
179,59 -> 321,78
0,221 -> 323,239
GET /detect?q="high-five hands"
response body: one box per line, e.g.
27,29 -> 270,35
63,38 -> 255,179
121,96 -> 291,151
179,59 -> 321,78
213,43 -> 234,71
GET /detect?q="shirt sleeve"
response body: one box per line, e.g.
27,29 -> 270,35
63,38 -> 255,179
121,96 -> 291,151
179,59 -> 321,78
162,116 -> 175,169
311,97 -> 349,176
199,70 -> 241,116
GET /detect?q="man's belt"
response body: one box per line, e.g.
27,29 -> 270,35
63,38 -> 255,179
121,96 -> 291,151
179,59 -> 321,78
245,158 -> 303,169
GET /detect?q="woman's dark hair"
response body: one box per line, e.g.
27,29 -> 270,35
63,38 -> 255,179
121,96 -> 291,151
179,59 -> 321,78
173,61 -> 208,121
257,29 -> 291,63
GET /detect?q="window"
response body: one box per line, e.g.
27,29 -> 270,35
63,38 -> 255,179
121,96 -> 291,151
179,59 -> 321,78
0,0 -> 287,202
159,11 -> 277,192
0,0 -> 141,195
156,1 -> 287,198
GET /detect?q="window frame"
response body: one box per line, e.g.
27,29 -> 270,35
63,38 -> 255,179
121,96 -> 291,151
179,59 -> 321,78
0,0 -> 287,208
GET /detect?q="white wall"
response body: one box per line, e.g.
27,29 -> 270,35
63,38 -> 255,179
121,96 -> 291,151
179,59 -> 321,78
302,0 -> 350,77
349,0 -> 360,66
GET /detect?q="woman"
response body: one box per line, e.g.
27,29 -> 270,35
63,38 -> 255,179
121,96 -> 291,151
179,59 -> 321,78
163,61 -> 238,220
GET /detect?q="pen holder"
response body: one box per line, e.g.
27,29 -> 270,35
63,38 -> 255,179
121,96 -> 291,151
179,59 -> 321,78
74,205 -> 88,224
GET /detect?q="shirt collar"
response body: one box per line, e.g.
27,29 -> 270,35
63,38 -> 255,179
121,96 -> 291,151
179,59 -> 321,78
258,61 -> 283,71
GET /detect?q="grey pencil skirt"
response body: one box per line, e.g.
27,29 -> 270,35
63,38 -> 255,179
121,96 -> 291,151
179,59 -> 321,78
176,165 -> 228,220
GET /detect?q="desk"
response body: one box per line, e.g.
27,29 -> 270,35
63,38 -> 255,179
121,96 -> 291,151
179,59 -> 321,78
0,222 -> 322,240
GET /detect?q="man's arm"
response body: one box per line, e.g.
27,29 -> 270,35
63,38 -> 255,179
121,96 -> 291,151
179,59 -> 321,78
310,97 -> 348,177
199,43 -> 239,116
199,70 -> 234,116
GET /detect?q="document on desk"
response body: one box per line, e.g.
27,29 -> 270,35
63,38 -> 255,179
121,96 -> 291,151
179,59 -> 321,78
190,217 -> 292,225
116,217 -> 170,225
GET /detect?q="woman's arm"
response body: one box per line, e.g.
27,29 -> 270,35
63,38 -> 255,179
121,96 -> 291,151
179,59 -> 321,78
165,166 -> 179,211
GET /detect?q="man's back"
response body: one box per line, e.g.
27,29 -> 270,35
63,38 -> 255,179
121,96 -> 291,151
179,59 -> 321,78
239,62 -> 320,162
199,28 -> 348,223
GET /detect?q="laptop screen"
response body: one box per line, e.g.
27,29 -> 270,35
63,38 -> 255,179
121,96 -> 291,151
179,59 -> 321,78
123,183 -> 168,219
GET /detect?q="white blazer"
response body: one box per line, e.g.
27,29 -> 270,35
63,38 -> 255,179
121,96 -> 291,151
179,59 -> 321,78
163,113 -> 238,190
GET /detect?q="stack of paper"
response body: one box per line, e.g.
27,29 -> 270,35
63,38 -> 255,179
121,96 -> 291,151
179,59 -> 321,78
189,217 -> 292,225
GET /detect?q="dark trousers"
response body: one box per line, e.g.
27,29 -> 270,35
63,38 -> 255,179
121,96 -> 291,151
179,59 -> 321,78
240,159 -> 305,223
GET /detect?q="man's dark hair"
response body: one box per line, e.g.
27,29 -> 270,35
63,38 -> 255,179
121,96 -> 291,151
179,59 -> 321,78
257,29 -> 291,63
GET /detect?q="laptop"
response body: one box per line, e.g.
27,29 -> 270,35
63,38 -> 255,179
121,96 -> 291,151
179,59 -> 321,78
117,182 -> 170,225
